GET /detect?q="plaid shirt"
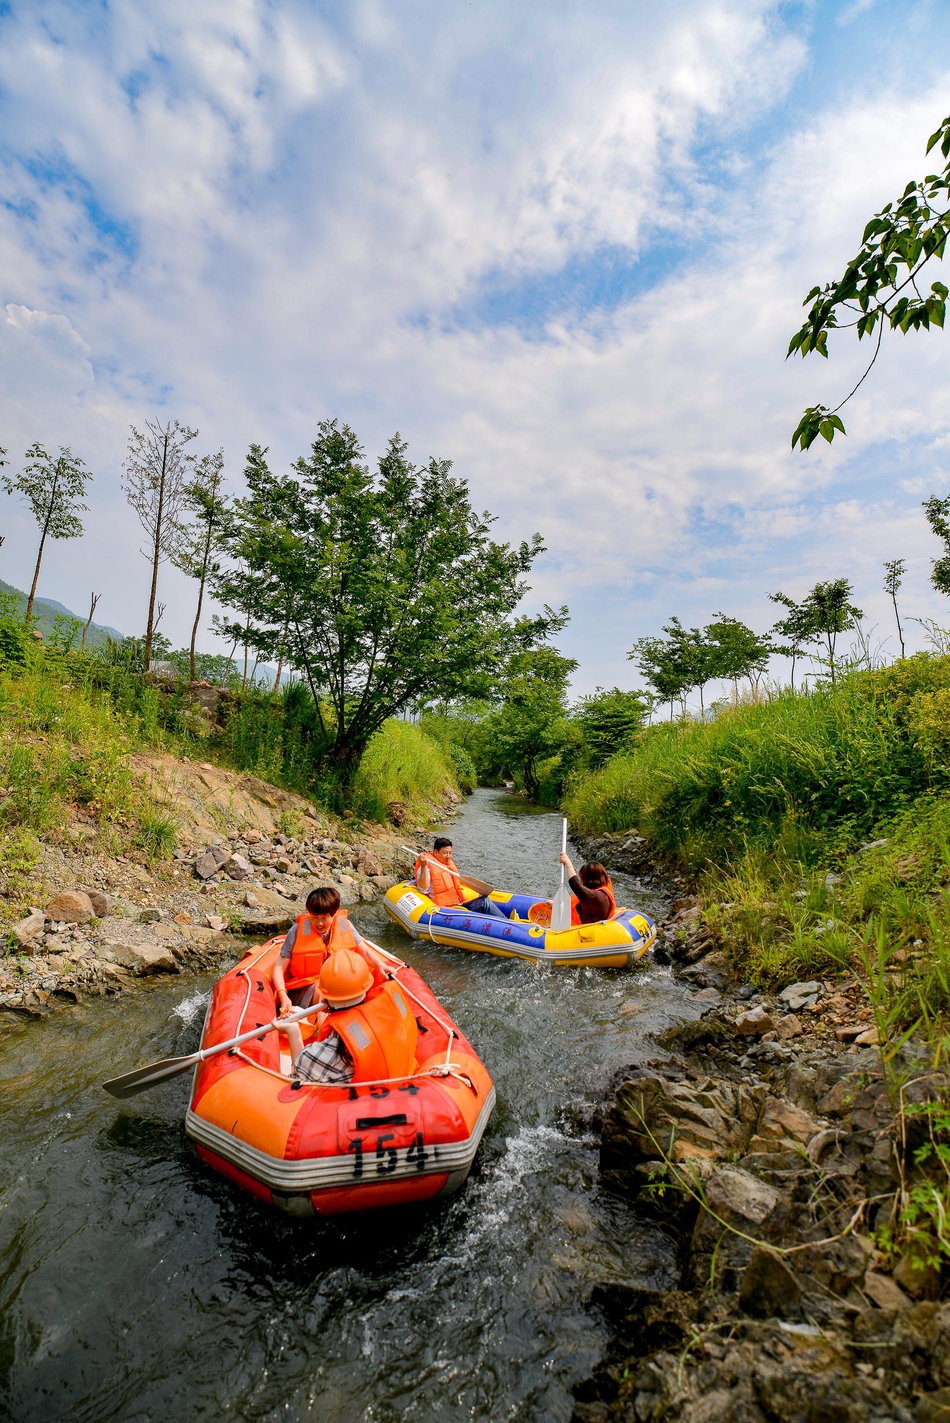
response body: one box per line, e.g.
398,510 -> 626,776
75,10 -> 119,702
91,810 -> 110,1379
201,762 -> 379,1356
293,1030 -> 354,1084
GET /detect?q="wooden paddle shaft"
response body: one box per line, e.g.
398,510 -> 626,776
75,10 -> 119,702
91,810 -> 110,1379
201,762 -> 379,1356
403,848 -> 494,898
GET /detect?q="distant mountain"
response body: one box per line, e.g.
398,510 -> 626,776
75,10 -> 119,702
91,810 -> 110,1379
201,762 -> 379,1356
0,579 -> 125,647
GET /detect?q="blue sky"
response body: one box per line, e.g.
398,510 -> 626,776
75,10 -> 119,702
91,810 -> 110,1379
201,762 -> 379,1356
0,0 -> 949,702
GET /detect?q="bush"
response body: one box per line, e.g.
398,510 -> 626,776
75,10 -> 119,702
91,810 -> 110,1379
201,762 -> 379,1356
350,720 -> 457,822
565,655 -> 950,870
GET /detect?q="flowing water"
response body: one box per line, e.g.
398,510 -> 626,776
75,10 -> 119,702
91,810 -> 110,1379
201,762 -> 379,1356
0,789 -> 700,1423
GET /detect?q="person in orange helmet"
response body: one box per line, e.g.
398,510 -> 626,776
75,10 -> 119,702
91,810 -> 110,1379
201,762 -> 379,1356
280,948 -> 418,1085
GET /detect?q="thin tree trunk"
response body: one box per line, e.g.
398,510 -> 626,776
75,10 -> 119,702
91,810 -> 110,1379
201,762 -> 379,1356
81,592 -> 100,650
274,651 -> 284,692
143,432 -> 170,672
189,519 -> 214,681
24,479 -> 58,625
790,650 -> 796,691
225,636 -> 238,684
891,594 -> 906,658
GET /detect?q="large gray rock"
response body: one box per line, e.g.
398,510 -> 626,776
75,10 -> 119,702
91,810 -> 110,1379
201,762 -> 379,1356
98,936 -> 179,975
608,1072 -> 766,1165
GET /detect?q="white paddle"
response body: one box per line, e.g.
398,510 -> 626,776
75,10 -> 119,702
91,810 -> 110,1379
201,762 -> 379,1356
551,817 -> 571,932
101,1000 -> 326,1099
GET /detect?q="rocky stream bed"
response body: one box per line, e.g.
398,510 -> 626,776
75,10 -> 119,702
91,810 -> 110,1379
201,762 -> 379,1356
571,832 -> 950,1423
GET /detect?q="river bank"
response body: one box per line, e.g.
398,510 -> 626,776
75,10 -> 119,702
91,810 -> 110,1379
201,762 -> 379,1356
571,833 -> 950,1423
0,751 -> 458,1019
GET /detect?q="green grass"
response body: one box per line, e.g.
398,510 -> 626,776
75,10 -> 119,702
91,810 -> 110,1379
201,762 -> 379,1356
564,655 -> 950,1006
351,720 -> 458,823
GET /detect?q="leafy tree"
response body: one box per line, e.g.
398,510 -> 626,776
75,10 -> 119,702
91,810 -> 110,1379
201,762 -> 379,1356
923,495 -> 950,598
883,557 -> 907,658
802,579 -> 863,683
768,591 -> 817,690
704,614 -> 772,693
629,629 -> 695,719
574,687 -> 648,767
123,418 -> 197,672
1,444 -> 92,625
477,611 -> 578,797
172,449 -> 227,681
210,421 -> 542,790
789,114 -> 950,450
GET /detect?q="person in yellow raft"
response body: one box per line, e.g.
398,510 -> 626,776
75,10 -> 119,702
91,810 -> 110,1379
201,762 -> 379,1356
414,836 -> 508,919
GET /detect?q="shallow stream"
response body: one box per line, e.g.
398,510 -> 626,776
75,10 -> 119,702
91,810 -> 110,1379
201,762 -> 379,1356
0,789 -> 698,1422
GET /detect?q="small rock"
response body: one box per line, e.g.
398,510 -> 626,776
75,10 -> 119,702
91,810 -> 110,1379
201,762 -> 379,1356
173,911 -> 193,925
735,1005 -> 774,1036
855,1026 -> 880,1046
356,849 -> 383,877
738,1245 -> 801,1318
12,912 -> 46,948
223,853 -> 253,880
337,873 -> 354,886
139,908 -> 163,923
824,872 -> 841,888
863,1271 -> 909,1311
774,1013 -> 803,1040
779,980 -> 821,1012
195,846 -> 229,879
205,915 -> 228,932
737,983 -> 757,1000
45,891 -> 95,924
244,891 -> 261,908
835,1025 -> 870,1041
246,829 -> 263,843
274,855 -> 295,873
692,986 -> 721,1004
371,874 -> 398,891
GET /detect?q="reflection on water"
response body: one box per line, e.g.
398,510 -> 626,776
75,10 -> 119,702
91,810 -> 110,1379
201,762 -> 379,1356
0,789 -> 696,1422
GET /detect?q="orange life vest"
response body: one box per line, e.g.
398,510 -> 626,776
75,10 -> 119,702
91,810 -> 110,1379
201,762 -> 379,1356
317,980 -> 419,1082
284,910 -> 359,989
570,876 -> 616,926
415,854 -> 471,908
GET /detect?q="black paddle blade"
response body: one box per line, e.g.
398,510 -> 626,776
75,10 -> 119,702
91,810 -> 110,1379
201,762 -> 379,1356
102,1053 -> 199,1099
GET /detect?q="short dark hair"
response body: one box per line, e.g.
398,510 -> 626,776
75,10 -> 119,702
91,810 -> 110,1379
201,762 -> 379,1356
306,885 -> 341,915
433,836 -> 453,851
579,863 -> 609,889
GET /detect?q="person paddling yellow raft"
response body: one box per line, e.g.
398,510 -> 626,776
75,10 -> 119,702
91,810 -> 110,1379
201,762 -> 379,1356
385,830 -> 656,968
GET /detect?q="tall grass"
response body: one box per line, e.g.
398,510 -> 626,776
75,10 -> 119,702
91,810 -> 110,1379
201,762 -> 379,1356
351,720 -> 457,823
566,655 -> 950,870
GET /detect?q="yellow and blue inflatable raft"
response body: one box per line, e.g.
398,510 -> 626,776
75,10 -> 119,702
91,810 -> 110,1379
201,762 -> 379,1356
383,883 -> 656,968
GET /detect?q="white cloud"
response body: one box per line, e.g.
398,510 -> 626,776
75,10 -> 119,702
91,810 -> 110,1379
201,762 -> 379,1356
0,0 -> 948,693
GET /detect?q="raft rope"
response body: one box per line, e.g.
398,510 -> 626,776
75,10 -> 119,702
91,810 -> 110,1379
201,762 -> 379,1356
226,939 -> 477,1094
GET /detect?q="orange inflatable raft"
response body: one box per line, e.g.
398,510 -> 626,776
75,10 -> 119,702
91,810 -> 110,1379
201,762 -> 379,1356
185,937 -> 496,1216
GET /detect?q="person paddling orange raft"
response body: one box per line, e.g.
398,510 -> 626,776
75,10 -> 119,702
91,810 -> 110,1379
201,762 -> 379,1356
414,836 -> 509,919
271,885 -> 384,1013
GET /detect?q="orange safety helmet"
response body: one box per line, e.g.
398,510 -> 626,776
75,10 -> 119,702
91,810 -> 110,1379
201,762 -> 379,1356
319,949 -> 374,1009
